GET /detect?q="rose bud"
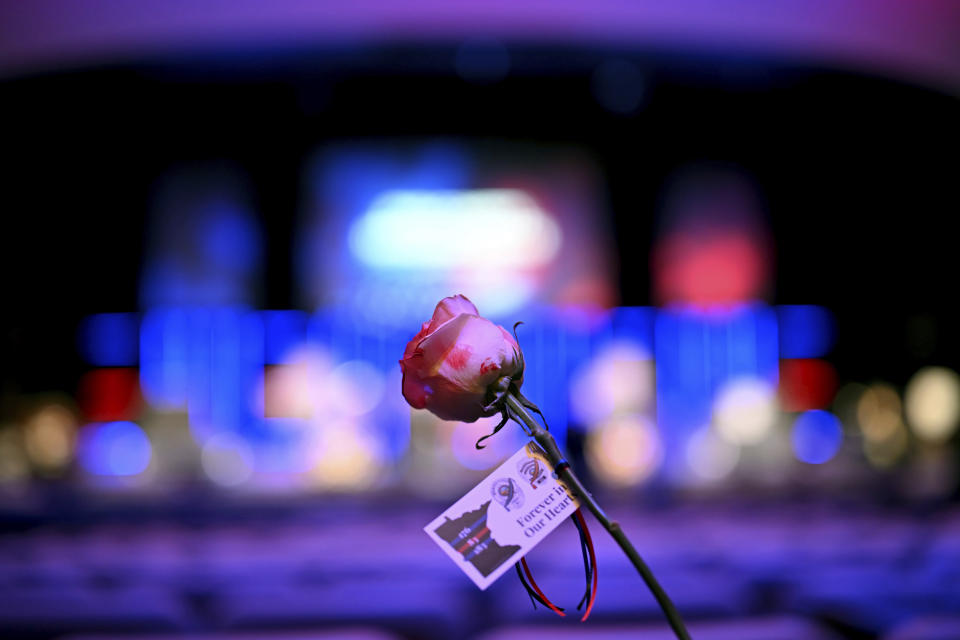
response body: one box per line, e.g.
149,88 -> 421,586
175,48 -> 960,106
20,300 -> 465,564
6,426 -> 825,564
400,295 -> 524,423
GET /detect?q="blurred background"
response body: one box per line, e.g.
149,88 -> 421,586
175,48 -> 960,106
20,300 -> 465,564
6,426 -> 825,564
1,2 -> 959,639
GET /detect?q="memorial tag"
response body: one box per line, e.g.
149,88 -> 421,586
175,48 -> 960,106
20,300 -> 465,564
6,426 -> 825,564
424,442 -> 580,590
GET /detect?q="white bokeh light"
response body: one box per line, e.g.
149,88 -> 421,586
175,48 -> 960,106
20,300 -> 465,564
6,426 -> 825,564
309,421 -> 383,491
350,189 -> 562,270
585,415 -> 663,488
323,360 -> 386,418
905,367 -> 960,443
570,341 -> 655,428
713,377 -> 778,446
686,426 -> 740,481
201,432 -> 254,487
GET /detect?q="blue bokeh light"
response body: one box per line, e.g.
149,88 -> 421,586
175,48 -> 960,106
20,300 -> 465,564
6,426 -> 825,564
777,305 -> 835,358
610,306 -> 656,352
262,310 -> 308,364
140,308 -> 192,409
792,409 -> 843,464
78,421 -> 152,476
79,313 -> 140,366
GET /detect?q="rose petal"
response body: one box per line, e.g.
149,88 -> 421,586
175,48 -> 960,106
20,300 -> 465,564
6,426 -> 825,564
418,374 -> 489,422
426,294 -> 479,332
399,353 -> 428,409
499,325 -> 520,351
498,325 -> 524,388
403,320 -> 431,359
433,320 -> 520,388
415,314 -> 473,380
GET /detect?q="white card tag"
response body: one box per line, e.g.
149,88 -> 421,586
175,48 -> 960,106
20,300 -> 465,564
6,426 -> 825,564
424,442 -> 581,590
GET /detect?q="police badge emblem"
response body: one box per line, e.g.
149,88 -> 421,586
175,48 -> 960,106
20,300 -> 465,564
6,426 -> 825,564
491,477 -> 524,511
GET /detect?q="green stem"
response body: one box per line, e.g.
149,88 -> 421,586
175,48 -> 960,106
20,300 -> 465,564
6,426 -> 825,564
504,392 -> 692,640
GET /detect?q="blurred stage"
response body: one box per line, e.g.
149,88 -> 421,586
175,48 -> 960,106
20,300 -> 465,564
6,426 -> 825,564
1,2 -> 959,639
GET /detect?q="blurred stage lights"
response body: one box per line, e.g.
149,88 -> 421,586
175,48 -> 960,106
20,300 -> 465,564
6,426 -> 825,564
779,359 -> 837,412
309,422 -> 383,491
78,368 -> 141,422
23,404 -> 77,473
857,383 -> 903,442
0,428 -> 30,484
262,310 -> 308,365
776,305 -> 835,359
324,360 -> 386,418
70,299 -> 868,487
261,362 -> 314,420
139,307 -> 196,410
349,189 -> 562,270
653,231 -> 768,306
854,382 -> 912,468
77,421 -> 152,476
863,421 -> 909,469
904,367 -> 960,443
791,410 -> 843,465
569,341 -> 654,428
685,426 -> 740,482
832,382 -> 867,427
585,415 -> 663,488
713,377 -> 778,446
258,345 -> 333,420
260,355 -> 385,421
201,432 -> 254,487
78,312 -> 140,366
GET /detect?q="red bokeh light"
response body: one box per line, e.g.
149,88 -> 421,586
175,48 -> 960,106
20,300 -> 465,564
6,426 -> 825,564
653,231 -> 769,307
779,359 -> 838,412
77,368 -> 141,421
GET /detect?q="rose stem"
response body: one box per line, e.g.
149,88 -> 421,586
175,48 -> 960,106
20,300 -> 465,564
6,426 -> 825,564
504,391 -> 692,640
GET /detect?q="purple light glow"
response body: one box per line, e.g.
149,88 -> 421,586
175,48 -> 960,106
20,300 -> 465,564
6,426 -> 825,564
2,1 -> 957,95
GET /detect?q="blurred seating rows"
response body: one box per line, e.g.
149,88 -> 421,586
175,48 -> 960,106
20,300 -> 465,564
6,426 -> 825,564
1,502 -> 958,639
